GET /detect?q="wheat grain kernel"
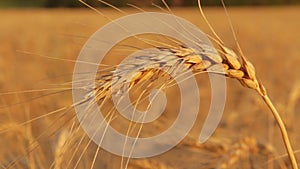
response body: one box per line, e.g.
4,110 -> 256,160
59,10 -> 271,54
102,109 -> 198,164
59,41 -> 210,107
245,61 -> 256,80
227,69 -> 244,79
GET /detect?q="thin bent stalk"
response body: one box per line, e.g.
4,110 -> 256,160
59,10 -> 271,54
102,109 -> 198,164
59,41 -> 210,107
259,89 -> 298,169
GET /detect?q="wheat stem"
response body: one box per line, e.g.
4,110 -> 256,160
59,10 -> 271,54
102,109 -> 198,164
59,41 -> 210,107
259,91 -> 298,169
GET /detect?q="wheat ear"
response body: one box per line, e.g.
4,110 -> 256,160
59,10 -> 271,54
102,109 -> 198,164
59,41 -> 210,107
93,40 -> 297,168
79,0 -> 298,168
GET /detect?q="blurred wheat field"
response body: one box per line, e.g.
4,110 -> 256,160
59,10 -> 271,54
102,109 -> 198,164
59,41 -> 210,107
0,6 -> 300,169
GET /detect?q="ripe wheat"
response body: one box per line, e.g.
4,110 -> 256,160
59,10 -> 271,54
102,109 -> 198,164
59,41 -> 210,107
80,0 -> 298,168
0,1 -> 298,169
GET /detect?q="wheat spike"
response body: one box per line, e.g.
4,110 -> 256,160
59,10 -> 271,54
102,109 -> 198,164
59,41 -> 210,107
76,0 -> 298,168
90,27 -> 297,169
94,43 -> 260,103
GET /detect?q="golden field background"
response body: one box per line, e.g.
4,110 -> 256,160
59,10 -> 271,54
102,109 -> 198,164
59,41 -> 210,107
0,7 -> 300,169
